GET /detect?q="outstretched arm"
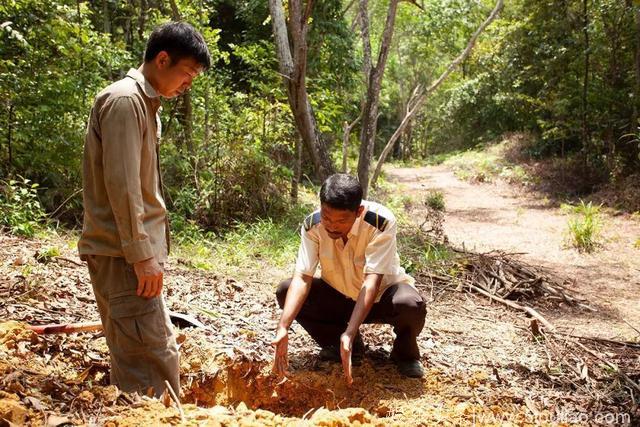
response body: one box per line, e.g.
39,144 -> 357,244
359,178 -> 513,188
272,272 -> 314,375
341,273 -> 382,384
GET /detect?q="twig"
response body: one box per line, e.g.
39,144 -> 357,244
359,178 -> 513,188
48,189 -> 82,218
468,283 -> 555,331
55,256 -> 84,267
573,340 -> 640,395
164,380 -> 184,422
622,318 -> 640,337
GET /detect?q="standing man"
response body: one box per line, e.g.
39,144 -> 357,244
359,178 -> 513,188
78,22 -> 210,397
272,174 -> 427,384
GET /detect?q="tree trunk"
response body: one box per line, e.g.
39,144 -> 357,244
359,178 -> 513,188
268,0 -> 334,182
581,0 -> 590,155
358,0 -> 372,87
291,132 -> 302,201
357,0 -> 399,198
633,3 -> 640,132
103,0 -> 111,34
342,114 -> 362,173
76,0 -> 86,105
369,0 -> 504,189
138,0 -> 147,41
168,0 -> 196,172
7,103 -> 13,172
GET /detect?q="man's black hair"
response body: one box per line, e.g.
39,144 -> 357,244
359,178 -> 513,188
320,174 -> 363,212
144,21 -> 211,69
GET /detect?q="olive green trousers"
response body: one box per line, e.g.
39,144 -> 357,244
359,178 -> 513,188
86,255 -> 179,397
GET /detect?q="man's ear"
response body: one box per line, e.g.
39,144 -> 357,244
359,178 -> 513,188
155,51 -> 171,69
356,205 -> 364,217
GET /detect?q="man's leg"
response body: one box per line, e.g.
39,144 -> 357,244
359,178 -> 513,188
367,284 -> 427,361
276,278 -> 354,349
87,255 -> 180,397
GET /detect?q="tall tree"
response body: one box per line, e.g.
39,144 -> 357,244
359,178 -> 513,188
356,0 -> 400,197
268,0 -> 335,181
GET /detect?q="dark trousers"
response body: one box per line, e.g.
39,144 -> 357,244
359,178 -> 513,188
276,278 -> 427,360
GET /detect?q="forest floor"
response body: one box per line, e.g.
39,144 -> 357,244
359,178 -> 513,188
1,163 -> 639,426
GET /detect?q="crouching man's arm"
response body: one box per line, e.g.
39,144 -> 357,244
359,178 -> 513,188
341,273 -> 382,385
272,272 -> 313,375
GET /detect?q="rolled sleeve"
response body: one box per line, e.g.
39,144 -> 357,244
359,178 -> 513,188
365,219 -> 399,275
294,227 -> 319,276
100,96 -> 153,264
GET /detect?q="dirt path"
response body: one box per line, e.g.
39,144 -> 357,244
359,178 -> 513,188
387,165 -> 640,340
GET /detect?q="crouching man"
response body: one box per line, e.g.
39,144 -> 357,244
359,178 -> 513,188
272,174 -> 427,384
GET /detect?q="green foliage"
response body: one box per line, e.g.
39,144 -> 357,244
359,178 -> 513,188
0,1 -> 131,214
171,191 -> 316,274
561,200 -> 602,252
36,246 -> 61,263
399,229 -> 455,274
0,177 -> 46,236
413,0 -> 639,184
425,191 -> 445,212
442,138 -> 534,185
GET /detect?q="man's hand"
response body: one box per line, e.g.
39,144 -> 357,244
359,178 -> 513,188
133,257 -> 164,298
271,326 -> 289,376
340,332 -> 354,385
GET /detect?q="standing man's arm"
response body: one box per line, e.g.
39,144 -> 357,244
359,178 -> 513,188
340,273 -> 382,385
272,272 -> 313,375
100,97 -> 163,298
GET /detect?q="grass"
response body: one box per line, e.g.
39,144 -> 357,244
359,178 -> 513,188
441,139 -> 534,186
425,190 -> 445,211
373,181 -> 455,274
561,200 -> 602,252
171,187 -> 317,276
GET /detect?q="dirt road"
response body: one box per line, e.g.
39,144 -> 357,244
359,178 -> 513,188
388,165 -> 640,340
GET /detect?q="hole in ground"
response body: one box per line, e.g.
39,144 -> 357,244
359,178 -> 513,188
181,355 -> 405,419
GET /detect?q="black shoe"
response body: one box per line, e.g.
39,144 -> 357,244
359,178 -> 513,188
318,335 -> 365,362
318,345 -> 341,362
394,358 -> 425,378
390,350 -> 424,378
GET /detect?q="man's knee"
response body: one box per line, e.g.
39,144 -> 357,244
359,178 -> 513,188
393,287 -> 427,320
276,278 -> 292,308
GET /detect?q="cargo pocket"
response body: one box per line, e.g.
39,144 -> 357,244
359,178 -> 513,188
108,291 -> 167,353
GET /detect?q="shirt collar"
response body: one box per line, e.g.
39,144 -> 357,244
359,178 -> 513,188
347,205 -> 365,238
126,68 -> 160,100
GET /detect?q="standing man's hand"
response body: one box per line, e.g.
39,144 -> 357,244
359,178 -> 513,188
133,257 -> 164,298
272,326 -> 289,376
340,332 -> 354,385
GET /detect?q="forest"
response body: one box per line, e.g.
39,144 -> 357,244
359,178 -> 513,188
1,0 -> 639,425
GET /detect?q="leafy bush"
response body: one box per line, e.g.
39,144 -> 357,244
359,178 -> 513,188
0,177 -> 47,236
425,190 -> 445,212
562,201 -> 602,252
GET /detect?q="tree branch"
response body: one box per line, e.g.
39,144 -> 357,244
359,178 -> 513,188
369,0 -> 504,188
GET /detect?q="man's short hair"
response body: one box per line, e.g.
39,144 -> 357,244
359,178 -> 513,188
144,22 -> 211,69
320,174 -> 363,212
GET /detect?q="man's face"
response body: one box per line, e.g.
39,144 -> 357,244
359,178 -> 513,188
320,203 -> 363,240
154,52 -> 203,98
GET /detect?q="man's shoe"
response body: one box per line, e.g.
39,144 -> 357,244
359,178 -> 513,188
318,345 -> 341,362
394,358 -> 425,378
318,335 -> 365,362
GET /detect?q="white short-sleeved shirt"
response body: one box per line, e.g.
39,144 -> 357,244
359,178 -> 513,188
294,200 -> 415,301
